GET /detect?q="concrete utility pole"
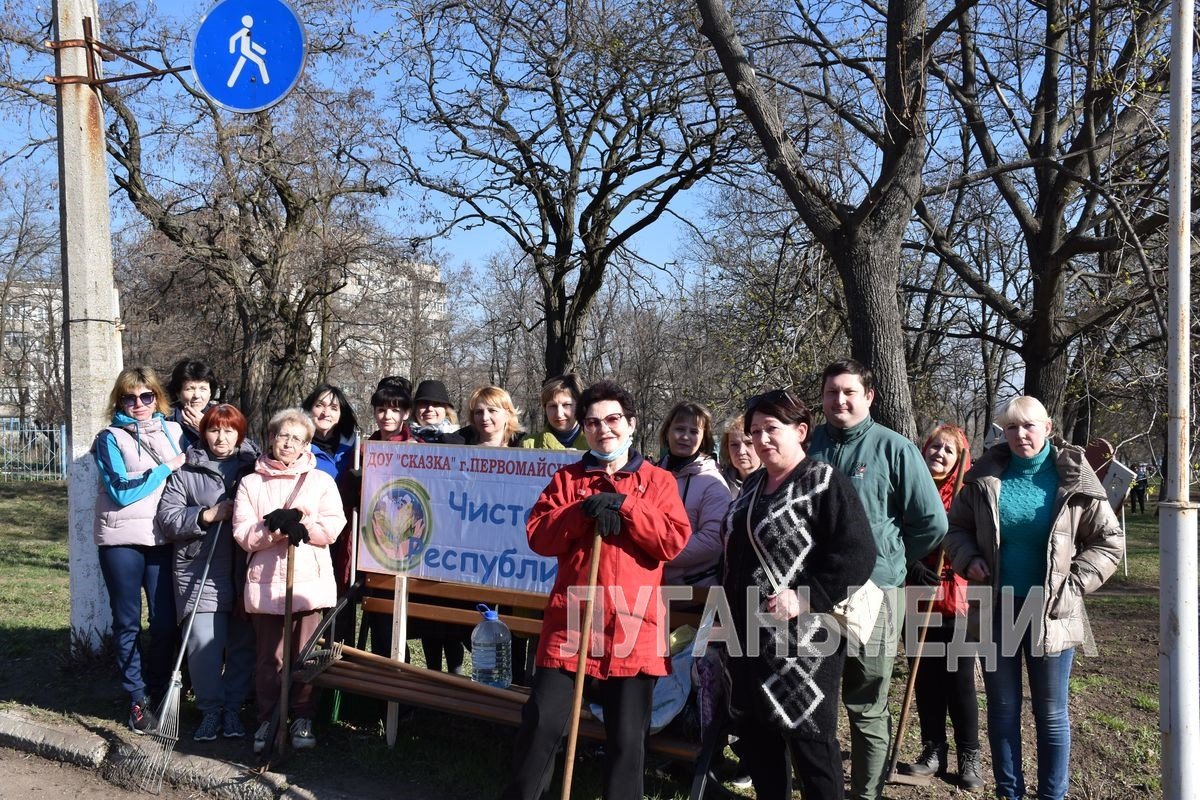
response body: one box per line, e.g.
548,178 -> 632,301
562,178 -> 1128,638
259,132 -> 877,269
52,0 -> 123,652
1160,0 -> 1198,793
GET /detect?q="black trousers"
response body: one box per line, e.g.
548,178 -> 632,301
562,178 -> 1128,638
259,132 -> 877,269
738,721 -> 845,800
913,622 -> 980,750
502,668 -> 655,800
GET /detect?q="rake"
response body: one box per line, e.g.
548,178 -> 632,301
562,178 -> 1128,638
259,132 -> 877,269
129,522 -> 222,793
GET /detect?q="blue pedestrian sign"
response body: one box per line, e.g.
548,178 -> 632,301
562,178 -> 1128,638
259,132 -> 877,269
191,0 -> 306,113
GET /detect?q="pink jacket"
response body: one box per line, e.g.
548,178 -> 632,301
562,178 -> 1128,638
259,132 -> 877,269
232,451 -> 347,615
661,454 -> 732,586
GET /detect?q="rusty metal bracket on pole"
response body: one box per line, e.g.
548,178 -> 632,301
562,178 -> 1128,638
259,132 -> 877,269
45,16 -> 190,86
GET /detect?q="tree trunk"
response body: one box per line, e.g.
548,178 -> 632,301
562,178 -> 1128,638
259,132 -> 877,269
833,235 -> 918,439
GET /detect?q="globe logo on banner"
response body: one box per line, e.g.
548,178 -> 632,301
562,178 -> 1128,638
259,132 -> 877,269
191,0 -> 307,113
364,479 -> 434,572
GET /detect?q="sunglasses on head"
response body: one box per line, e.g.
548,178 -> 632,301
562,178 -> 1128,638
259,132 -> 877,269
120,391 -> 157,409
746,388 -> 800,413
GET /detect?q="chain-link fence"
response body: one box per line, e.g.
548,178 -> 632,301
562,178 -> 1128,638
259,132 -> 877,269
0,422 -> 66,481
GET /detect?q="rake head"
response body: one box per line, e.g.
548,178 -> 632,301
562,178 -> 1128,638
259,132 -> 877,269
126,675 -> 183,794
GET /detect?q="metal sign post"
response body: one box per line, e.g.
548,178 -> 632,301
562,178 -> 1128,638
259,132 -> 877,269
1160,0 -> 1198,793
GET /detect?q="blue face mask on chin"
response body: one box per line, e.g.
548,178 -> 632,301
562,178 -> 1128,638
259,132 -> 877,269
590,435 -> 632,463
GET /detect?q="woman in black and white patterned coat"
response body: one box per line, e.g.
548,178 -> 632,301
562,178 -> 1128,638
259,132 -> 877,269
722,389 -> 876,800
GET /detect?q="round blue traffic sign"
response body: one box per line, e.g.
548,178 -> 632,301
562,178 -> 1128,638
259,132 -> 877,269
191,0 -> 307,113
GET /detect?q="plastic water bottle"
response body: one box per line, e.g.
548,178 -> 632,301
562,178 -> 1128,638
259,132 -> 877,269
471,603 -> 512,688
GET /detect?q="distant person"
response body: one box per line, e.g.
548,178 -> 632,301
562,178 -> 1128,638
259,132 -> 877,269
167,359 -> 219,449
156,403 -> 258,742
233,408 -> 347,753
943,396 -> 1123,800
503,380 -> 690,800
806,359 -> 947,800
1130,463 -> 1149,514
522,374 -> 587,450
902,424 -> 982,790
460,385 -> 525,447
409,379 -> 465,444
657,401 -> 731,587
92,367 -> 187,733
719,412 -> 761,495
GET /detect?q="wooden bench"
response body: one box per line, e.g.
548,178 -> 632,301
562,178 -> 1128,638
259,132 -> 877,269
299,573 -> 713,764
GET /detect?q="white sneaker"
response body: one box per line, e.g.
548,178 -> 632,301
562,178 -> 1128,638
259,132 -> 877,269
290,717 -> 316,749
253,720 -> 272,754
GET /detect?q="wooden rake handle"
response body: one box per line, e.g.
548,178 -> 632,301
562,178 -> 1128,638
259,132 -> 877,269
560,532 -> 603,800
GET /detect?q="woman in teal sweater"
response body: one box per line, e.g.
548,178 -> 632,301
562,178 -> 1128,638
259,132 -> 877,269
943,396 -> 1123,800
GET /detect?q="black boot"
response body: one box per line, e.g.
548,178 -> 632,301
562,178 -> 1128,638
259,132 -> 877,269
905,740 -> 948,777
958,746 -> 984,790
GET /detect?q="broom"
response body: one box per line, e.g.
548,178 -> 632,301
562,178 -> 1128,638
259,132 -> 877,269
129,519 -> 223,793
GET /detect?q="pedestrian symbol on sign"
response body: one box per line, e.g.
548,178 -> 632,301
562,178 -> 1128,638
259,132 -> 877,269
227,15 -> 270,88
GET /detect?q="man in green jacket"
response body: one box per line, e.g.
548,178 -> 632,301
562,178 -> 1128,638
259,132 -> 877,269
807,358 -> 948,800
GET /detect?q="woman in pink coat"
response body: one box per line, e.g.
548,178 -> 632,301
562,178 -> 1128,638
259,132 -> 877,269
233,408 -> 346,754
657,401 -> 732,586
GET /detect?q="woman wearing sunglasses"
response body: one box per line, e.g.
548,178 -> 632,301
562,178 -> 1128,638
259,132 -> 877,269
91,367 -> 188,733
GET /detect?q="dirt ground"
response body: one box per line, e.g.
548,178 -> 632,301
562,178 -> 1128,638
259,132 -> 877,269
875,588 -> 1160,800
0,746 -> 208,799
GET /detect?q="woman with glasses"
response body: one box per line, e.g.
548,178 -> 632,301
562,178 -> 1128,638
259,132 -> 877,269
722,389 -> 875,800
943,397 -> 1123,800
504,380 -> 690,800
91,367 -> 187,733
233,408 -> 347,753
657,401 -> 731,587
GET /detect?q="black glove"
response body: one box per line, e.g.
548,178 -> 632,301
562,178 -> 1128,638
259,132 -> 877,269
582,492 -> 626,518
594,507 -> 623,537
264,507 -> 302,532
906,560 -> 940,587
282,519 -> 309,546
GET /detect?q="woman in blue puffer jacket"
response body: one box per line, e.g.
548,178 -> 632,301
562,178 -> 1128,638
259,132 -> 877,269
92,367 -> 186,733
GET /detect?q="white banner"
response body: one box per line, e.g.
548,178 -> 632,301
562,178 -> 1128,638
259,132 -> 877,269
356,441 -> 579,594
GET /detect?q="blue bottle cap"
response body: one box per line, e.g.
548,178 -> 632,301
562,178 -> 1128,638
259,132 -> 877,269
476,603 -> 499,621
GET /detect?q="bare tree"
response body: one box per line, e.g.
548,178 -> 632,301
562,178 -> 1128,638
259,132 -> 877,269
916,0 -> 1188,419
0,173 -> 63,426
695,0 -> 970,437
383,0 -> 741,381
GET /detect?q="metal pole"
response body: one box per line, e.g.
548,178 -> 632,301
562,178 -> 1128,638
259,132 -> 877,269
1159,0 -> 1198,792
53,0 -> 124,654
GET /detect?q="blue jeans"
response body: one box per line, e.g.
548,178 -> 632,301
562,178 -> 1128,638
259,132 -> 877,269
982,602 -> 1075,800
97,544 -> 177,703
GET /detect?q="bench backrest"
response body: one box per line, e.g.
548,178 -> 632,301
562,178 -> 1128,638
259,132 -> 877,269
361,573 -> 710,635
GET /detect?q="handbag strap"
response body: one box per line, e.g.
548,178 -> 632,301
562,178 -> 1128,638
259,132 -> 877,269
281,471 -> 308,510
744,480 -> 784,595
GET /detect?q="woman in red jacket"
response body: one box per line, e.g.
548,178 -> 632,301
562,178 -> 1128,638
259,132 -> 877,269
503,380 -> 690,800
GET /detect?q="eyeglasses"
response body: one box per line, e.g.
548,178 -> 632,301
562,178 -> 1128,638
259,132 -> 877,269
583,413 -> 626,432
119,391 -> 157,409
746,389 -> 801,414
274,433 -> 309,447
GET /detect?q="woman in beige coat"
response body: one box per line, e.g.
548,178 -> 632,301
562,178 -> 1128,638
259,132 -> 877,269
942,396 -> 1123,800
